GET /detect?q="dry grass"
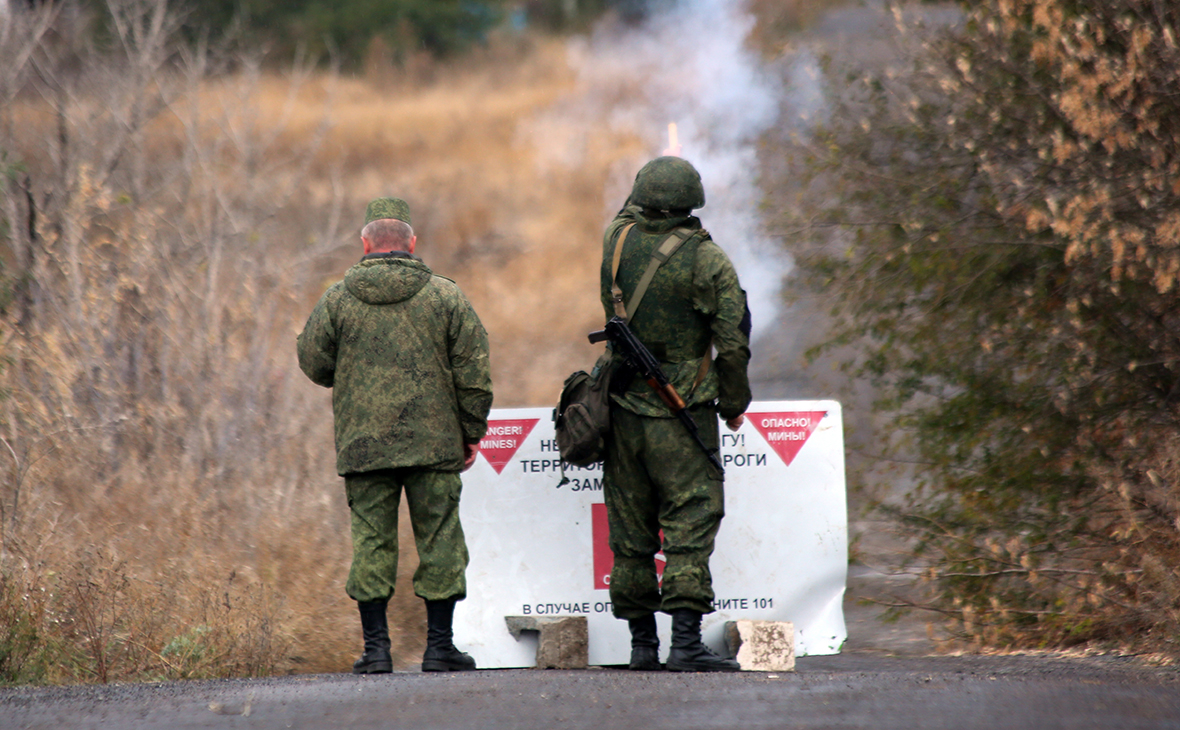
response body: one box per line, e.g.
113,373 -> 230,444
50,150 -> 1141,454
0,16 -> 661,679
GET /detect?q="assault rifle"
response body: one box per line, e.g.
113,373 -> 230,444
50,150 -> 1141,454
588,316 -> 724,475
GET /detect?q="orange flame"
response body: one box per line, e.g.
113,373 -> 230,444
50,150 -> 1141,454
663,122 -> 682,157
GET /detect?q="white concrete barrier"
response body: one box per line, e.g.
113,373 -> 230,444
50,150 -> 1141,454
455,400 -> 847,668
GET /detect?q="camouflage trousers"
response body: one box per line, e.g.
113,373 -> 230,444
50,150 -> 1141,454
344,468 -> 469,604
603,403 -> 724,619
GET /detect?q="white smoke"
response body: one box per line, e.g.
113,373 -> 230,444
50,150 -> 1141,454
543,0 -> 825,334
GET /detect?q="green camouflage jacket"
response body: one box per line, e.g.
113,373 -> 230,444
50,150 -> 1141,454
600,206 -> 752,420
297,253 -> 493,475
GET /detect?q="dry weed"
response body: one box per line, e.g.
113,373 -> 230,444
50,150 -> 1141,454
0,0 -> 664,681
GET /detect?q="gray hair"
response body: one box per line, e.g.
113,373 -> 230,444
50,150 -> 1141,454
361,218 -> 414,251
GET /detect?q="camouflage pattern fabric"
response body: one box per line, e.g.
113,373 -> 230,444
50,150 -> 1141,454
297,253 -> 493,475
600,206 -> 752,420
604,404 -> 723,617
365,197 -> 412,224
345,468 -> 469,603
598,200 -> 751,619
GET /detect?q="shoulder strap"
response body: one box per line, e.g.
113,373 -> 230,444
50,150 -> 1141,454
610,225 -> 695,322
610,223 -> 637,319
689,341 -> 712,395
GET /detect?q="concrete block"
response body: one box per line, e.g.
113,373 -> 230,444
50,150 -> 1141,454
724,620 -> 795,672
504,616 -> 588,669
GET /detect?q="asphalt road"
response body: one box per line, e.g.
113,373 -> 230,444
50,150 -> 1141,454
2,653 -> 1178,730
6,522 -> 1174,729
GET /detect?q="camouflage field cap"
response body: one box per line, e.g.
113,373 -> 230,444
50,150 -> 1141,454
364,197 -> 411,225
630,156 -> 706,211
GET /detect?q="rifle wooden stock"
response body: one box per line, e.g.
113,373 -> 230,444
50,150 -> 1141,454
651,380 -> 685,410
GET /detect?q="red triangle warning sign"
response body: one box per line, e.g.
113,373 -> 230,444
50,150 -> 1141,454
749,411 -> 827,467
477,418 -> 539,474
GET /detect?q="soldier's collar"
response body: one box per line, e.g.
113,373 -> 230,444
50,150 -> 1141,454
636,212 -> 699,233
361,251 -> 418,262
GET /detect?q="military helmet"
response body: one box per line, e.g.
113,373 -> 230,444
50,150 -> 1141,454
630,156 -> 705,211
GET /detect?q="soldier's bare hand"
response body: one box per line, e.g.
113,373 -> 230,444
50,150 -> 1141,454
462,442 -> 478,471
725,414 -> 745,431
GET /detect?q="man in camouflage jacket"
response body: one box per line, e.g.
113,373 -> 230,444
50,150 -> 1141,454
298,197 -> 492,674
599,157 -> 751,672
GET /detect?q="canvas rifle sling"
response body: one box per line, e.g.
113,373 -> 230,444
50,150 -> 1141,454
609,223 -> 636,319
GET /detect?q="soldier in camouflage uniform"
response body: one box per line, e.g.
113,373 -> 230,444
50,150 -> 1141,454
600,157 -> 751,672
297,197 -> 493,674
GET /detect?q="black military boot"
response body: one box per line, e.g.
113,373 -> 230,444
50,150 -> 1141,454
627,614 -> 662,670
666,609 -> 740,672
352,600 -> 393,674
422,598 -> 477,672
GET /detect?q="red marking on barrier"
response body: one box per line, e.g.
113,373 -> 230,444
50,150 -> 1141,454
592,504 -> 612,590
592,503 -> 665,590
477,418 -> 539,474
749,411 -> 827,467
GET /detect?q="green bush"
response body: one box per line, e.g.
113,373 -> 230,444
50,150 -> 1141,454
793,0 -> 1180,654
0,575 -> 48,685
183,0 -> 508,65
